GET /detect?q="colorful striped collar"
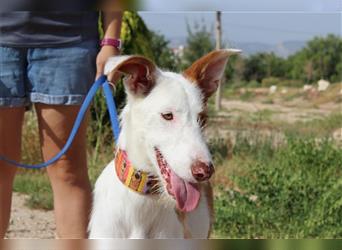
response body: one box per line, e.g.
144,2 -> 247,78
115,149 -> 160,195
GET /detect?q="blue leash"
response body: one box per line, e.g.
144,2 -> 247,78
0,75 -> 120,169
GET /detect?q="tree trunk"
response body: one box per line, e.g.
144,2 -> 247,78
215,11 -> 223,111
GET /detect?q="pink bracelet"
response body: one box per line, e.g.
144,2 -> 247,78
100,38 -> 122,49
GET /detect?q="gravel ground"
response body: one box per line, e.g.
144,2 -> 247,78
5,193 -> 55,239
220,99 -> 337,123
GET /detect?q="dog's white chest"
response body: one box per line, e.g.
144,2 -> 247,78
89,161 -> 184,238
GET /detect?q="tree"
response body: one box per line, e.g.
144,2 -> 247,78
304,60 -> 314,83
90,12 -> 157,150
121,13 -> 179,71
241,52 -> 287,83
228,55 -> 245,82
182,22 -> 215,69
149,31 -> 180,71
304,34 -> 341,81
287,50 -> 307,81
235,34 -> 341,85
120,11 -> 154,59
334,58 -> 342,83
243,53 -> 268,82
287,34 -> 342,83
265,53 -> 287,78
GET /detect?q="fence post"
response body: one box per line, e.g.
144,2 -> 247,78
215,11 -> 223,111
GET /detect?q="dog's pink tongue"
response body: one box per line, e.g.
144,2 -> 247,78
170,171 -> 200,212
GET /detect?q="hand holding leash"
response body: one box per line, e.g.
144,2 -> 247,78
96,44 -> 120,81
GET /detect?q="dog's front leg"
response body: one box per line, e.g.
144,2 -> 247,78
128,229 -> 148,239
185,184 -> 213,238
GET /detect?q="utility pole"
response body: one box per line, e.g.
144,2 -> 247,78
215,11 -> 223,111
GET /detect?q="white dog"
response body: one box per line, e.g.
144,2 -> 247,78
89,49 -> 240,238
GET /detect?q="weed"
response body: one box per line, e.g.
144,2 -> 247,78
262,98 -> 274,104
208,138 -> 229,165
13,171 -> 53,210
252,109 -> 275,122
240,91 -> 255,101
213,136 -> 342,238
282,91 -> 303,102
284,112 -> 342,138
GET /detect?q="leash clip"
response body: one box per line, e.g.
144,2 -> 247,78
108,82 -> 116,93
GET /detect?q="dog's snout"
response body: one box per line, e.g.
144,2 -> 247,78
191,161 -> 214,182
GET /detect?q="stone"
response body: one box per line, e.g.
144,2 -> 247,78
317,79 -> 330,91
269,85 -> 277,94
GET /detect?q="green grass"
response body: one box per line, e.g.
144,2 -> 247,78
211,134 -> 342,238
13,171 -> 53,210
262,97 -> 274,104
251,109 -> 275,122
281,91 -> 303,102
284,112 -> 342,138
239,91 -> 255,101
208,110 -> 342,238
12,107 -> 342,238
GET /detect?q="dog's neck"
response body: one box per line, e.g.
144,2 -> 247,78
117,104 -> 155,174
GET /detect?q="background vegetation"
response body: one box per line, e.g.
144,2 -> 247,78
12,12 -> 342,238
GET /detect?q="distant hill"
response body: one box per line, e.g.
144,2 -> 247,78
169,36 -> 306,58
233,40 -> 307,57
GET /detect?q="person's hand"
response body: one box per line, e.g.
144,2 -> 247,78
95,45 -> 120,82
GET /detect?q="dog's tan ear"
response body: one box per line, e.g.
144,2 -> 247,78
183,49 -> 241,100
105,55 -> 157,96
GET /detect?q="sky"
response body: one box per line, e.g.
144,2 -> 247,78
140,0 -> 341,12
138,0 -> 341,45
139,12 -> 341,44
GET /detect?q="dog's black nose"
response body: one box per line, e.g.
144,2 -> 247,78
191,161 -> 214,182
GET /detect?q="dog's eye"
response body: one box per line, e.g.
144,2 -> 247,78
161,112 -> 174,121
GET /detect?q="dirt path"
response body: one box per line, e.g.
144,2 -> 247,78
206,93 -> 341,145
220,99 -> 337,123
5,193 -> 55,239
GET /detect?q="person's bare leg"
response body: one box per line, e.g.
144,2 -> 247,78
35,104 -> 91,238
0,107 -> 24,238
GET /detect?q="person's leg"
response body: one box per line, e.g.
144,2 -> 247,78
0,107 -> 25,238
27,40 -> 98,238
0,46 -> 27,238
35,104 -> 91,238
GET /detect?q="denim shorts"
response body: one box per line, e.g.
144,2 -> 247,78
0,40 -> 98,107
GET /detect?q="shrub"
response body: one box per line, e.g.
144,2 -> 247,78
247,80 -> 261,88
229,81 -> 249,89
261,77 -> 305,88
279,79 -> 305,87
214,136 -> 342,238
208,138 -> 229,165
261,77 -> 282,87
240,91 -> 255,101
233,131 -> 275,159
